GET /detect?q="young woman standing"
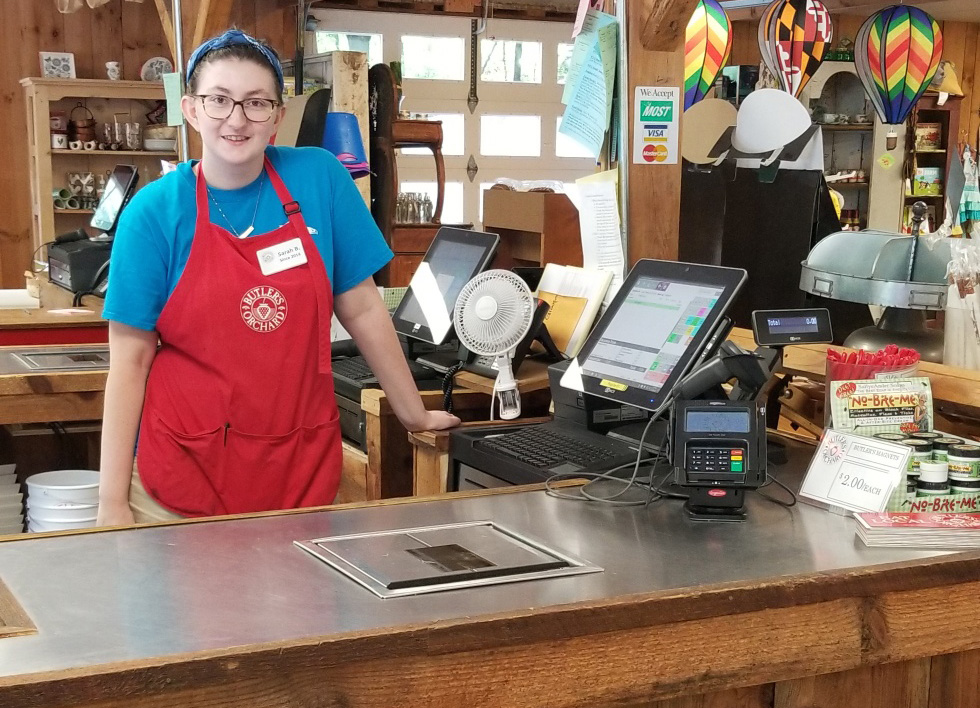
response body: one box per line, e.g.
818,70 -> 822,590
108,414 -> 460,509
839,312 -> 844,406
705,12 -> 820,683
97,30 -> 459,525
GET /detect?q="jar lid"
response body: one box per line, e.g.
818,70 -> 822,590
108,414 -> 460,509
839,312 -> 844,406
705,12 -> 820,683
918,461 -> 948,482
909,431 -> 942,440
874,432 -> 908,441
948,444 -> 980,459
950,478 -> 980,490
933,437 -> 964,450
900,439 -> 933,452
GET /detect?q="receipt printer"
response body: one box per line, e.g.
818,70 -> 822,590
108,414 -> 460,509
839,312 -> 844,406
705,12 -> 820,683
47,238 -> 111,294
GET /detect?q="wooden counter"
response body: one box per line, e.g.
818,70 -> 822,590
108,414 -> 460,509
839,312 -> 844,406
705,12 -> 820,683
0,345 -> 106,426
0,280 -> 106,346
2,452 -> 980,708
356,384 -> 551,500
728,327 -> 980,435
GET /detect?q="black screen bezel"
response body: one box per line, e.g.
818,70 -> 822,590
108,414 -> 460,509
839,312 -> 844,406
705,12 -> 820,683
391,227 -> 499,345
574,259 -> 747,413
751,308 -> 833,346
90,164 -> 139,232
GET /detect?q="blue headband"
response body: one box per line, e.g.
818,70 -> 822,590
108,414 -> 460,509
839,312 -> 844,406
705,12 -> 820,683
186,29 -> 284,92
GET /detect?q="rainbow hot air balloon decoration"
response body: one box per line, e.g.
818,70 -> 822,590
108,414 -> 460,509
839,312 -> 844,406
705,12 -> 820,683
854,5 -> 943,125
684,0 -> 733,111
757,0 -> 833,97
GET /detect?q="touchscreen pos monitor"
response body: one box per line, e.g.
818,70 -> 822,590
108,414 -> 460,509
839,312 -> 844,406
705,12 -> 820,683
391,227 -> 499,345
90,164 -> 139,234
563,259 -> 747,414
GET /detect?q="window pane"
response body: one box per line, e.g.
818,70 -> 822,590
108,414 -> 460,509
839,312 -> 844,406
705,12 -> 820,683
402,36 -> 465,80
557,43 -> 574,85
402,114 -> 465,156
400,181 -> 465,225
313,31 -> 383,66
480,115 -> 541,157
555,117 -> 594,158
480,39 -> 542,84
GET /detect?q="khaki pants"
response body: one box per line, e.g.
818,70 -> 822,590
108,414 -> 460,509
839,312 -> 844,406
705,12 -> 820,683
129,463 -> 184,523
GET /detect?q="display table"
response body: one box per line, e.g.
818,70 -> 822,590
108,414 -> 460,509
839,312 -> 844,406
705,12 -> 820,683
2,435 -> 980,707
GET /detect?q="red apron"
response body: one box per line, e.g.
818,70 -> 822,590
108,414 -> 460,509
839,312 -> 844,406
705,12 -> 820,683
137,157 -> 340,517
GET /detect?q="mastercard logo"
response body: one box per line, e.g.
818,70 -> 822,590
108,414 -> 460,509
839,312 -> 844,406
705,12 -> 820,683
642,144 -> 668,163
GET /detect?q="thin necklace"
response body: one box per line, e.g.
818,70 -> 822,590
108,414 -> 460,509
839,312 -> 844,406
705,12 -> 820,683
208,172 -> 264,239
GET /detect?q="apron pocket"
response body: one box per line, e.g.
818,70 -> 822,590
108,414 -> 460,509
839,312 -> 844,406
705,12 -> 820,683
138,412 -> 227,517
223,413 -> 342,513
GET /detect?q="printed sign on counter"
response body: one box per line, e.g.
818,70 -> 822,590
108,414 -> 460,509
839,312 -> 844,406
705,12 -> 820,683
632,87 -> 679,165
800,430 -> 909,514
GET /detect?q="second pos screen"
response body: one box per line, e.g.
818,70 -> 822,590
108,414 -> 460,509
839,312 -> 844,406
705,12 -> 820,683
581,277 -> 725,394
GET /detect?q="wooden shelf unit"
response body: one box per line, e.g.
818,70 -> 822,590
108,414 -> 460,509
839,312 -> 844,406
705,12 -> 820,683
368,64 -> 475,287
903,94 -> 961,232
21,78 -> 174,253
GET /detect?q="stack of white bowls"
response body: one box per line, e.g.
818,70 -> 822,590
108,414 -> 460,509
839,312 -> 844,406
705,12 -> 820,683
26,470 -> 99,533
0,464 -> 24,535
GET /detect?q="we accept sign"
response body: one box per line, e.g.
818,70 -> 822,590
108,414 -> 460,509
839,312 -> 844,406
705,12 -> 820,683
633,87 -> 679,164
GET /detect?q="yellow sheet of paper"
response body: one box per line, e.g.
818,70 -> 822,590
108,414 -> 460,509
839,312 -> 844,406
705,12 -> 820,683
538,291 -> 588,354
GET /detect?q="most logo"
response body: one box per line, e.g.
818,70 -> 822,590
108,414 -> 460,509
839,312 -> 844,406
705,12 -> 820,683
640,100 -> 673,121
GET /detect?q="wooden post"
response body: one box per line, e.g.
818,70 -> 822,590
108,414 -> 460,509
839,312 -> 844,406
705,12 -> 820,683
625,0 -> 700,264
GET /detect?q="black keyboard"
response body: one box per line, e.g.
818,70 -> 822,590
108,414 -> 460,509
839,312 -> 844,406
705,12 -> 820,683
333,355 -> 440,382
332,356 -> 376,381
476,426 -> 621,470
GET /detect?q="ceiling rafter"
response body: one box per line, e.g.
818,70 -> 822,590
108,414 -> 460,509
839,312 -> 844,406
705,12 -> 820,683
305,0 -> 577,22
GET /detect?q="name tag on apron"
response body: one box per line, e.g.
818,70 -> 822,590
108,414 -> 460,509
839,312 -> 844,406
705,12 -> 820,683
257,238 -> 308,276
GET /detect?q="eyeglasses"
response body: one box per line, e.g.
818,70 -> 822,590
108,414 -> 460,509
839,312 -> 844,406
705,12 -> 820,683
193,94 -> 281,122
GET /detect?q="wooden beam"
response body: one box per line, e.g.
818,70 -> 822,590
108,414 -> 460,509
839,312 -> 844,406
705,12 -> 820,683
192,0 -> 236,51
724,0 -> 949,22
626,0 -> 695,263
639,0 -> 700,51
443,0 -> 477,12
153,0 -> 177,60
308,0 -> 576,21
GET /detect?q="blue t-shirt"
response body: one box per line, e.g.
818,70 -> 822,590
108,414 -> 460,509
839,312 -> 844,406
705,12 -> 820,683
103,145 -> 392,331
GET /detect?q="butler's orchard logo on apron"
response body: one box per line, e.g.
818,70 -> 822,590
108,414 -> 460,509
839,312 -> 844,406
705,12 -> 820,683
241,286 -> 288,332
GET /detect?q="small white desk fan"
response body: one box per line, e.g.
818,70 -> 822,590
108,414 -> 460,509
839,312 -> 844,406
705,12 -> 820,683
453,270 -> 535,419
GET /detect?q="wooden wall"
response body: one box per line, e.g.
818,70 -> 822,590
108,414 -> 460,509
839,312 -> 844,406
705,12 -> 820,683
0,0 -> 296,289
729,15 -> 980,150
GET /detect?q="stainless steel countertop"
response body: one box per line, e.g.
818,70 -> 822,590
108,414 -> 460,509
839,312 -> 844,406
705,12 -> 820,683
0,345 -> 109,375
0,440 -> 946,681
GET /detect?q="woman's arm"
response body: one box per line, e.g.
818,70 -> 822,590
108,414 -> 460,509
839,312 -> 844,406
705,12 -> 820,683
96,321 -> 159,526
334,279 -> 460,432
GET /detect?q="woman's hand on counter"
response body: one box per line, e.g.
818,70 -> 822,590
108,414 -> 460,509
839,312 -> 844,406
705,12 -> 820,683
404,409 -> 461,433
96,500 -> 136,527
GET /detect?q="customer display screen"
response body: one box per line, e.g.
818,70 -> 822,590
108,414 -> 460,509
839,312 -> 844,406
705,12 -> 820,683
751,308 -> 833,346
767,316 -> 819,333
685,409 -> 751,434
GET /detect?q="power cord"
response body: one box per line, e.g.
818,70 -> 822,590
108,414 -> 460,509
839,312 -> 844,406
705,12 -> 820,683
442,362 -> 464,414
756,473 -> 797,507
28,240 -> 55,275
544,405 -> 674,507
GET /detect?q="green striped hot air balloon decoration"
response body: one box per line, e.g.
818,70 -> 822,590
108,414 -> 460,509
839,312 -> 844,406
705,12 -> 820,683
684,0 -> 732,111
